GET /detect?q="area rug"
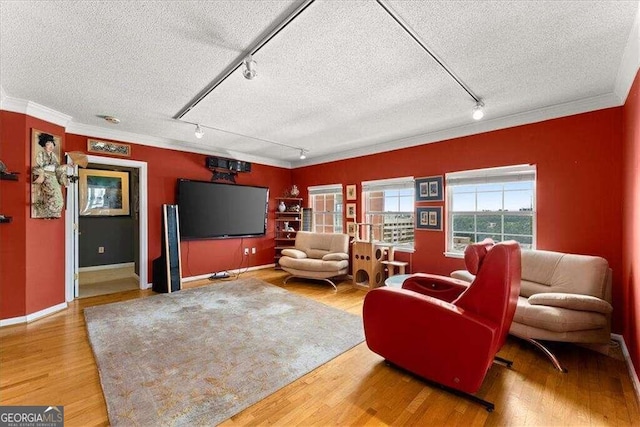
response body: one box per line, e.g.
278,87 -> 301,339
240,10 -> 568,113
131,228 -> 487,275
84,278 -> 364,426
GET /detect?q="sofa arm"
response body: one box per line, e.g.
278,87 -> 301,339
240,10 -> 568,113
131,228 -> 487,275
322,252 -> 349,261
281,248 -> 307,259
402,273 -> 470,303
528,292 -> 613,314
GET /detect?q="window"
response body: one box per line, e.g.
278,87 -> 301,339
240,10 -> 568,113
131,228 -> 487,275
446,164 -> 536,255
308,184 -> 343,234
362,177 -> 414,249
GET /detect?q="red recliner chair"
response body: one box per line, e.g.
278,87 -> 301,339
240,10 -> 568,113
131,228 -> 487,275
362,240 -> 521,411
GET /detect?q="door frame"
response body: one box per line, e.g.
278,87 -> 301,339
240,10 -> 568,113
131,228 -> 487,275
65,155 -> 148,301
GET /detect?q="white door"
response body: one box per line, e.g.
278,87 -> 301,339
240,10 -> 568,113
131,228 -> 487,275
65,154 -> 149,299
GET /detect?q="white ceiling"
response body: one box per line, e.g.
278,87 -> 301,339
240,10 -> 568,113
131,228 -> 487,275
1,1 -> 638,168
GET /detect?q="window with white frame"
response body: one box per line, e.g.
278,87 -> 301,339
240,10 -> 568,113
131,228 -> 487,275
446,164 -> 536,254
362,177 -> 414,248
308,184 -> 343,234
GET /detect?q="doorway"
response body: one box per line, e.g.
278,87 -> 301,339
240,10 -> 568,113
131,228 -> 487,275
65,155 -> 148,301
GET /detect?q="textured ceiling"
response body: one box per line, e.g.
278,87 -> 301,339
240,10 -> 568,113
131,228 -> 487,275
1,0 -> 638,168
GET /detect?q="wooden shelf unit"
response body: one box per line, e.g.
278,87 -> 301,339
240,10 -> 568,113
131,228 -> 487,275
274,197 -> 303,269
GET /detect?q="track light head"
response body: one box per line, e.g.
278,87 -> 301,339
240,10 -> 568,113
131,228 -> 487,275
243,55 -> 257,80
299,149 -> 306,160
472,101 -> 485,120
195,124 -> 204,139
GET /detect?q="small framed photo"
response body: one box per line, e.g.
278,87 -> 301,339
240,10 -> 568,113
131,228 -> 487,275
415,176 -> 443,202
416,206 -> 442,231
346,203 -> 356,219
346,184 -> 357,200
88,139 -> 131,157
346,221 -> 358,237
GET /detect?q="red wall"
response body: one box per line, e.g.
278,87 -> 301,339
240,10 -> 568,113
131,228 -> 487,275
292,107 -> 625,330
622,70 -> 640,370
64,134 -> 293,282
0,111 -> 67,318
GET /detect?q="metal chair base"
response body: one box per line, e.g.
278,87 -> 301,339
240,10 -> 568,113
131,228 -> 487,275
384,360 -> 497,412
525,338 -> 568,373
283,274 -> 338,290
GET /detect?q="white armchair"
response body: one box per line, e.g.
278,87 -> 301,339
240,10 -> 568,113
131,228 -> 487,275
279,231 -> 350,289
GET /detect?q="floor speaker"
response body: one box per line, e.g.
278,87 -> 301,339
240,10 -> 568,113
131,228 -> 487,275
152,204 -> 182,293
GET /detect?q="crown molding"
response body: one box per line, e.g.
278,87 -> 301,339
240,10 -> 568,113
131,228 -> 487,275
65,122 -> 292,169
293,92 -> 622,168
0,95 -> 72,127
614,1 -> 640,104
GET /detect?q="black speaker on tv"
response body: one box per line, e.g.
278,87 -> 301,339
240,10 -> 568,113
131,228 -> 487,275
206,156 -> 251,172
206,157 -> 229,170
152,204 -> 182,293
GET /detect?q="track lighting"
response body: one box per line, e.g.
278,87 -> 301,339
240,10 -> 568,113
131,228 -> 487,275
299,149 -> 306,160
242,55 -> 257,80
195,124 -> 204,139
472,101 -> 485,120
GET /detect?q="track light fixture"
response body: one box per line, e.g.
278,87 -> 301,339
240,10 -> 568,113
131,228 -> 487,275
242,55 -> 257,80
377,0 -> 486,122
472,101 -> 485,120
195,124 -> 204,139
299,149 -> 307,160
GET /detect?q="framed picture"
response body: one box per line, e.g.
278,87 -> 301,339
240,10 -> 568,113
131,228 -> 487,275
416,206 -> 442,231
415,175 -> 443,202
346,184 -> 357,200
87,139 -> 131,157
346,221 -> 358,237
31,129 -> 64,219
346,203 -> 356,219
79,169 -> 130,216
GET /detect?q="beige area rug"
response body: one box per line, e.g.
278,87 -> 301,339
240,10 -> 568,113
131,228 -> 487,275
84,278 -> 364,426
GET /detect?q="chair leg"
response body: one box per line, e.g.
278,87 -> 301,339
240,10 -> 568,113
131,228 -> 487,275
383,360 -> 495,412
526,338 -> 568,373
493,355 -> 513,368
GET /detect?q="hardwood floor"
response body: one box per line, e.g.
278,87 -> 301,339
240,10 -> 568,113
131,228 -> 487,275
1,269 -> 638,426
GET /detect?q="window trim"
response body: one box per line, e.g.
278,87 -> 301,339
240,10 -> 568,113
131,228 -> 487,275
445,164 -> 536,257
308,183 -> 343,234
362,176 -> 415,249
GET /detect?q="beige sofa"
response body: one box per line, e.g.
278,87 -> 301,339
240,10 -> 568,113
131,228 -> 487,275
452,249 -> 612,372
279,231 -> 350,289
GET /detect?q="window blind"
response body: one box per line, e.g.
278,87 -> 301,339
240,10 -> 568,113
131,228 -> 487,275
308,184 -> 343,196
362,176 -> 414,192
446,164 -> 536,186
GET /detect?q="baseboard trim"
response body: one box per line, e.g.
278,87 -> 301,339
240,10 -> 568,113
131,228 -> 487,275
611,333 -> 640,406
182,263 -> 276,283
79,262 -> 135,272
0,302 -> 68,327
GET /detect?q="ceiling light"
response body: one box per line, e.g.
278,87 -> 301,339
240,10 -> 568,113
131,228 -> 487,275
472,101 -> 485,120
243,55 -> 257,80
299,150 -> 306,160
103,115 -> 120,124
195,124 -> 204,139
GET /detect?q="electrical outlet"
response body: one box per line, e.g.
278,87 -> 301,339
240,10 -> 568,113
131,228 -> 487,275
251,247 -> 256,254
244,248 -> 249,256
98,246 -> 105,254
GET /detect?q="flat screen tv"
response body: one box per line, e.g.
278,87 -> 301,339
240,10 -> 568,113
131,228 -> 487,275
177,179 -> 268,240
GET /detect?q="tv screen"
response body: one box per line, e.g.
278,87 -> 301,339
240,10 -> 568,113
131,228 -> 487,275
177,179 -> 268,240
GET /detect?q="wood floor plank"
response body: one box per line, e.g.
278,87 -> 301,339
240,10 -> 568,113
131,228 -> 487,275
1,269 -> 638,426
